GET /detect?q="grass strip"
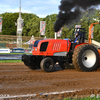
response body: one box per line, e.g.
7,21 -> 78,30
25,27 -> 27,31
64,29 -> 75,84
63,97 -> 100,100
0,60 -> 22,63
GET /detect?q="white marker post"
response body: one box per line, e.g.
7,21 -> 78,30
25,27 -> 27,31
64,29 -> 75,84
0,17 -> 3,33
55,32 -> 57,39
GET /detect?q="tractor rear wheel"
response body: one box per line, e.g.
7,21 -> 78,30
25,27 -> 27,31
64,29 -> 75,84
40,57 -> 54,72
72,44 -> 99,72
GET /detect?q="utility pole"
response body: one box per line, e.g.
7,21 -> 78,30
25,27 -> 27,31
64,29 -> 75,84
15,0 -> 24,48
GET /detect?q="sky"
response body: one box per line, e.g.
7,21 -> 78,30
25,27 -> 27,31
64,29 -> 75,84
0,0 -> 100,18
0,0 -> 61,18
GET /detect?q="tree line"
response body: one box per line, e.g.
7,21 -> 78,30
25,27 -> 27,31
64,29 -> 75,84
0,9 -> 100,42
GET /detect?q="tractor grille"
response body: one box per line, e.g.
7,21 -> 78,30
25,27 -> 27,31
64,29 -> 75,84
52,42 -> 61,50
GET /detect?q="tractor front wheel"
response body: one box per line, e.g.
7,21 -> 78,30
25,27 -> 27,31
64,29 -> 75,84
72,44 -> 99,72
40,57 -> 54,72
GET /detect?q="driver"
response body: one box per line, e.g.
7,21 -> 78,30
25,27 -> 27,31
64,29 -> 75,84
74,28 -> 80,43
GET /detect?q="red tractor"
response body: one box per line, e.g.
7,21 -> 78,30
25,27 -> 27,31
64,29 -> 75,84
22,24 -> 100,72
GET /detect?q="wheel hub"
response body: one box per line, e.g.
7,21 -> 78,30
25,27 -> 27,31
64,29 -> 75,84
84,57 -> 87,60
82,50 -> 96,68
46,62 -> 51,69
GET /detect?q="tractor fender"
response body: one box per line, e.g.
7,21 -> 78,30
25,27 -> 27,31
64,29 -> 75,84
75,43 -> 88,49
98,48 -> 100,65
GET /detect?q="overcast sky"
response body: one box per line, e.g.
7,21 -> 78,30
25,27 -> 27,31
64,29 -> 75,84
0,0 -> 100,18
0,0 -> 61,18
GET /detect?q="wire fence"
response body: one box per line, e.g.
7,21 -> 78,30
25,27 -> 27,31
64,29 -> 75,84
0,35 -> 43,49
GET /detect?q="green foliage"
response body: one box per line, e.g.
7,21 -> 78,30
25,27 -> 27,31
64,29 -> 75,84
1,12 -> 19,35
62,25 -> 71,39
22,13 -> 40,36
45,14 -> 57,38
0,9 -> 100,42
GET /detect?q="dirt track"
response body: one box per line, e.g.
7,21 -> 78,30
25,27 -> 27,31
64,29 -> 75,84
1,63 -> 100,100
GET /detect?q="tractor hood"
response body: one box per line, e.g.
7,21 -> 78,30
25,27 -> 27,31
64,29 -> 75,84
32,39 -> 71,56
33,39 -> 70,47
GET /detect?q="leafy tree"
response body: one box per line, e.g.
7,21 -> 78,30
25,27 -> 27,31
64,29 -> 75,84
22,14 -> 40,36
45,14 -> 57,38
0,9 -> 100,42
1,12 -> 18,35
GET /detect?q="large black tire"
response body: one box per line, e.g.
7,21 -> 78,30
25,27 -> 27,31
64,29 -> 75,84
72,44 -> 99,72
40,57 -> 54,72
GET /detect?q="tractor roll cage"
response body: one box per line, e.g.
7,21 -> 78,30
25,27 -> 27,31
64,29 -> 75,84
71,28 -> 86,44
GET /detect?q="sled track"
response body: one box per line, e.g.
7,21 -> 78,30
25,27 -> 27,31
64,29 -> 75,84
1,63 -> 100,99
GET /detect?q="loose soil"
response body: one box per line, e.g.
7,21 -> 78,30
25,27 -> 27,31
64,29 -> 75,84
0,63 -> 100,100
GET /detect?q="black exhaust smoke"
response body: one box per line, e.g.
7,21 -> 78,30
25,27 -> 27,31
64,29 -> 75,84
54,0 -> 100,32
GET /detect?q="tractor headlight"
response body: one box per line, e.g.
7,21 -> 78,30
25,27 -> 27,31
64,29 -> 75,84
35,48 -> 37,51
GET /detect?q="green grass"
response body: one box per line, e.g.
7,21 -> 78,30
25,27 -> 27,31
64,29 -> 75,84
63,97 -> 100,100
0,53 -> 31,63
0,60 -> 22,63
